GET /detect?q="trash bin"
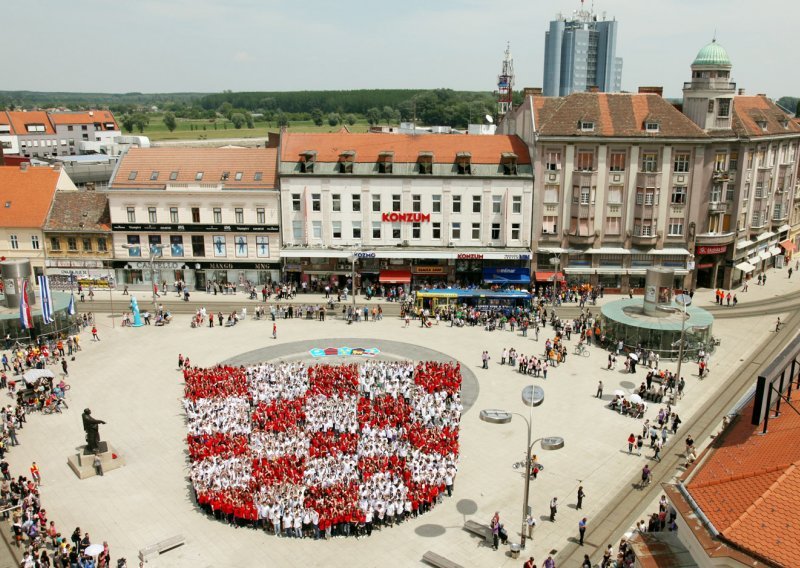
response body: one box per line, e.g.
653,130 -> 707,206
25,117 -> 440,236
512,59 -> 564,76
510,543 -> 521,559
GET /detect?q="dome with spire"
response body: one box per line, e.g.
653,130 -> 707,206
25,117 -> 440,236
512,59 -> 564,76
692,39 -> 731,67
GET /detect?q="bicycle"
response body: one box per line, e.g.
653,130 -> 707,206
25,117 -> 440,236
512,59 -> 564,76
573,343 -> 590,357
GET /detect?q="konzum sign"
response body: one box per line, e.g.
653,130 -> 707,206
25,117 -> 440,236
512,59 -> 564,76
381,213 -> 431,223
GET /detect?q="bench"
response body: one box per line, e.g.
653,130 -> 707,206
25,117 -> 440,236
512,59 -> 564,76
422,551 -> 464,568
138,534 -> 186,562
463,520 -> 491,543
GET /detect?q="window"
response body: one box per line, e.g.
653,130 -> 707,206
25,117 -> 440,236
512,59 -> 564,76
312,221 -> 322,239
234,171 -> 243,181
502,156 -> 518,175
755,182 -> 763,198
148,207 -> 157,223
188,207 -> 199,223
292,221 -> 302,240
472,195 -> 482,213
126,235 -> 140,256
512,195 -> 522,214
30,235 -> 40,250
545,150 -> 561,171
644,191 -> 655,206
67,237 -> 77,251
451,222 -> 461,240
544,185 -> 559,204
127,170 -> 137,181
710,184 -> 722,202
50,237 -> 60,251
170,235 -> 184,257
432,222 -> 441,239
671,186 -> 687,204
746,151 -> 754,169
332,221 -> 342,239
580,121 -> 595,132
609,151 -> 626,172
96,238 -> 107,252
170,207 -> 179,223
392,224 -> 401,239
378,155 -> 393,174
491,223 -> 500,240
235,208 -> 244,223
714,153 -> 727,172
372,195 -> 381,212
126,207 -> 136,222
254,171 -> 263,181
773,203 -> 784,220
605,217 -> 621,235
148,235 -> 162,253
752,210 -> 762,226
673,153 -> 690,173
256,208 -> 265,224
634,222 -> 653,237
311,194 -> 321,212
645,121 -> 660,133
392,194 -> 401,212
576,151 -> 594,171
195,172 -> 203,181
725,186 -> 735,201
150,171 -> 159,181
708,100 -> 715,113
372,222 -> 381,239
82,238 -> 91,252
352,221 -> 361,239
728,151 -> 738,171
213,208 -> 222,224
456,154 -> 471,175
607,186 -> 623,205
542,217 -> 557,234
192,235 -> 205,257
332,194 -> 341,212
668,218 -> 684,236
292,194 -> 301,211
412,223 -> 421,239
511,223 -> 520,240
418,156 -> 433,174
169,171 -> 179,181
492,195 -> 502,214
412,195 -> 421,212
641,152 -> 658,172
432,195 -> 441,213
580,187 -> 591,205
352,194 -> 361,212
718,99 -> 731,118
452,195 -> 461,213
471,223 -> 481,239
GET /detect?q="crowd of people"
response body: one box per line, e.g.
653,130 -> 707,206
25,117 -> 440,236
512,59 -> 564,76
183,360 -> 462,539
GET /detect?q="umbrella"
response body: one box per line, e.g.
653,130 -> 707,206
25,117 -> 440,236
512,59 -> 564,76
22,368 -> 55,385
84,543 -> 104,557
628,353 -> 639,362
613,389 -> 626,397
630,394 -> 643,405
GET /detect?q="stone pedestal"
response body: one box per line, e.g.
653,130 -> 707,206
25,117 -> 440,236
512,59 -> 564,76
67,443 -> 125,479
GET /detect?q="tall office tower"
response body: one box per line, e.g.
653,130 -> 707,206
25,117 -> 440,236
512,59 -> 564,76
542,1 -> 623,97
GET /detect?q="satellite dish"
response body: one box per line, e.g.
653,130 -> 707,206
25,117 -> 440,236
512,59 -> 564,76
485,114 -> 494,123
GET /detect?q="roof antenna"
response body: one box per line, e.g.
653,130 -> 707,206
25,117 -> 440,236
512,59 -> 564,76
712,29 -> 717,42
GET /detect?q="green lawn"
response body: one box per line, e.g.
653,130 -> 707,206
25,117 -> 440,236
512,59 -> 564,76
131,114 -> 374,141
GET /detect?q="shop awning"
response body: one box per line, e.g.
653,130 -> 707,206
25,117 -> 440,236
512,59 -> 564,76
734,261 -> 755,273
758,250 -> 772,261
379,270 -> 411,284
483,267 -> 531,284
586,247 -> 630,255
534,271 -> 564,282
780,240 -> 796,253
770,246 -> 783,256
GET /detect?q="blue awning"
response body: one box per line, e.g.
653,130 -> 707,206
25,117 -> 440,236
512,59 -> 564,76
482,267 -> 531,284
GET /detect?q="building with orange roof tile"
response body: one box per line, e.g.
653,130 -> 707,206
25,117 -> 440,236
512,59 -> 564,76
0,164 -> 78,275
107,147 -> 280,294
500,39 -> 800,293
279,132 -> 533,291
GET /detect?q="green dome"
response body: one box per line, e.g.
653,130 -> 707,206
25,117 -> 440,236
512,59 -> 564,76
693,39 -> 731,67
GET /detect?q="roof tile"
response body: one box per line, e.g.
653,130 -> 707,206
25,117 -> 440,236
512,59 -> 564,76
0,166 -> 60,228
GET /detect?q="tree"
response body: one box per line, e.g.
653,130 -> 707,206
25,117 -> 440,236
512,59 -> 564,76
311,108 -> 324,126
245,113 -> 255,128
366,107 -> 381,126
230,112 -> 246,129
344,114 -> 357,126
276,110 -> 289,127
327,113 -> 341,127
796,99 -> 800,118
132,113 -> 149,133
163,112 -> 177,132
381,106 -> 400,125
121,114 -> 135,133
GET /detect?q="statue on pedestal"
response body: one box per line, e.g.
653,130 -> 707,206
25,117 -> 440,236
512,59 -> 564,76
82,408 -> 106,453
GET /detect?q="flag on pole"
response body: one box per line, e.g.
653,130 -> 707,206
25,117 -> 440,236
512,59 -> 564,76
19,279 -> 33,330
37,275 -> 55,324
68,293 -> 76,316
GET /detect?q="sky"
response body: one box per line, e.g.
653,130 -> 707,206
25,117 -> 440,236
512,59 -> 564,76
7,0 -> 798,99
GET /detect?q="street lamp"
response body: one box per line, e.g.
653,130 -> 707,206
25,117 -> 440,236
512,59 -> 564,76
480,385 -> 565,550
675,293 -> 692,385
549,255 -> 561,305
121,243 -> 165,312
350,254 -> 357,323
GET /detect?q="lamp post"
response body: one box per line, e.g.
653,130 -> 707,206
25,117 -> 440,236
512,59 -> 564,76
549,255 -> 561,305
480,385 -> 565,550
675,293 -> 692,384
351,254 -> 357,322
121,243 -> 165,312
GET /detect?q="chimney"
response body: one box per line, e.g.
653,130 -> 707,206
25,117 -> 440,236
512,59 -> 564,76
738,88 -> 745,95
588,85 -> 600,93
757,93 -> 766,97
638,86 -> 663,97
20,162 -> 28,172
523,87 -> 543,97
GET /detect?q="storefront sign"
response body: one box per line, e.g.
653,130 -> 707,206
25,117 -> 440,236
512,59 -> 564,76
354,252 -> 376,259
45,259 -> 105,269
380,213 -> 431,223
111,223 -> 279,233
199,262 -> 279,270
414,266 -> 446,274
504,254 -> 530,260
696,245 -> 727,255
457,253 -> 484,260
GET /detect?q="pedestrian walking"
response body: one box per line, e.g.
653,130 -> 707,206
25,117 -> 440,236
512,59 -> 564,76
636,435 -> 644,456
481,351 -> 490,369
653,438 -> 662,462
581,554 -> 592,568
544,555 -> 555,568
61,359 -> 68,377
526,513 -> 537,539
549,497 -> 558,522
577,485 -> 585,510
627,433 -> 636,454
578,517 -> 587,546
685,434 -> 694,457
272,322 -> 277,339
490,512 -> 500,550
91,326 -> 99,341
596,380 -> 603,398
776,317 -> 782,332
601,544 -> 613,567
524,558 -> 536,568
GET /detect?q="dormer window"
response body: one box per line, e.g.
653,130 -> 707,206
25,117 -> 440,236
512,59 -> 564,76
781,119 -> 790,129
195,171 -> 204,181
127,170 -> 138,181
645,121 -> 660,133
756,120 -> 767,131
25,124 -> 46,133
338,150 -> 355,174
221,171 -> 230,181
501,152 -> 518,175
456,152 -> 472,175
234,171 -> 243,181
150,171 -> 159,181
417,152 -> 433,174
300,151 -> 316,173
378,151 -> 394,174
104,122 -> 115,130
169,171 -> 179,180
580,121 -> 595,132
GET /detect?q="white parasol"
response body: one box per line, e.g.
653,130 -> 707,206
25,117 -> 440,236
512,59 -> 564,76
84,543 -> 104,557
22,368 -> 55,385
629,394 -> 643,405
628,353 -> 639,362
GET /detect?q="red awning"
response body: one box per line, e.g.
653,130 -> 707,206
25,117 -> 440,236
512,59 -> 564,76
379,270 -> 412,284
780,240 -> 796,253
534,271 -> 564,282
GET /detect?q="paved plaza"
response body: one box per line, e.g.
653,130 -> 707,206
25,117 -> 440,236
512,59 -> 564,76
2,272 -> 796,568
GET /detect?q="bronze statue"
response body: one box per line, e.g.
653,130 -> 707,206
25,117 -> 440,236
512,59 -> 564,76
82,408 -> 106,453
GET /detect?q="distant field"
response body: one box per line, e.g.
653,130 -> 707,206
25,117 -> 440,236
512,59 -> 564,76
135,115 -> 374,141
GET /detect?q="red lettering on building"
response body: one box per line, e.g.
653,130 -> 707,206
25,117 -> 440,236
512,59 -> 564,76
696,245 -> 727,255
381,213 -> 431,223
457,253 -> 484,260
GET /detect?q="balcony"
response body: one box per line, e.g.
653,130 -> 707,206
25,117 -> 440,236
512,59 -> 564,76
566,232 -> 597,246
631,234 -> 658,246
696,232 -> 735,246
683,80 -> 736,91
708,202 -> 728,213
